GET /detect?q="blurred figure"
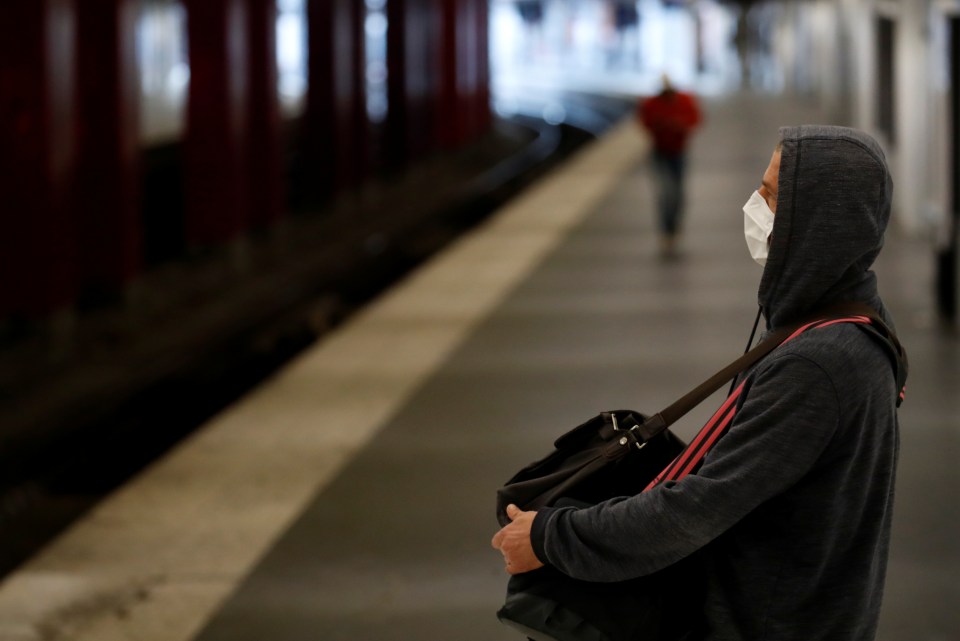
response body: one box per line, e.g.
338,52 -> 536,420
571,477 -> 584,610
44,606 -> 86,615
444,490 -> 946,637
608,0 -> 641,70
515,0 -> 545,62
637,74 -> 702,258
515,0 -> 543,24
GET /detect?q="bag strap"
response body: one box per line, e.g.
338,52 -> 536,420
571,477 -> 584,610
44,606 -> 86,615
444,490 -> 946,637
633,302 -> 900,442
853,315 -> 909,407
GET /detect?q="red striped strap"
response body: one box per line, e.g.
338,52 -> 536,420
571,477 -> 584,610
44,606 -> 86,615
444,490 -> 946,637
643,315 -> 872,491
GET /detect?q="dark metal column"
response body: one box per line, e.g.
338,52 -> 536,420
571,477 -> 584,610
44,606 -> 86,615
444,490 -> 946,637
184,0 -> 250,247
0,0 -> 79,319
75,0 -> 142,303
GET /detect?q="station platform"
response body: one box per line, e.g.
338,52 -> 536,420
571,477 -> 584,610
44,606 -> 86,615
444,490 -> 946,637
0,92 -> 956,641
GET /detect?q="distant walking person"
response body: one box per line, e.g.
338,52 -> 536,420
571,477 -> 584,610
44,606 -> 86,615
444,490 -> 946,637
638,75 -> 702,258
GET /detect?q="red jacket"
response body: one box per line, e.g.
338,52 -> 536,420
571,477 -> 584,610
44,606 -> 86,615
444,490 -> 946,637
638,90 -> 701,157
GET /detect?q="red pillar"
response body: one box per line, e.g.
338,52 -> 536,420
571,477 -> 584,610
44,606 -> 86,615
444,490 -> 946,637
460,0 -> 479,142
184,0 -> 250,247
329,0 -> 367,189
387,0 -> 440,167
0,0 -> 78,318
344,0 -> 368,188
468,0 -> 491,138
385,0 -> 409,168
303,0 -> 334,202
303,0 -> 365,202
436,0 -> 463,148
75,0 -> 141,301
434,0 -> 491,150
475,0 -> 491,134
246,0 -> 284,228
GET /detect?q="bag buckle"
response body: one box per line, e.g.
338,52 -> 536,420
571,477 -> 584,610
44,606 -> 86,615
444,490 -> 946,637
611,414 -> 647,451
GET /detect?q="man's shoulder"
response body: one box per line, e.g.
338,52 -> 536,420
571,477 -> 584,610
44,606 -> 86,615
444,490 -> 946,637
769,323 -> 890,379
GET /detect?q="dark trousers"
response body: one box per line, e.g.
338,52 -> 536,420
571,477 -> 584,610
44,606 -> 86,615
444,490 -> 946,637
651,151 -> 687,236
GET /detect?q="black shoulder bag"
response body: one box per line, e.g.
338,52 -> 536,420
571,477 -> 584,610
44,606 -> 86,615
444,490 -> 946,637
494,303 -> 907,641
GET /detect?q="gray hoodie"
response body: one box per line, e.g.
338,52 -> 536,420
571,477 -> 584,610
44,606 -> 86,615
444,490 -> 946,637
530,126 -> 904,641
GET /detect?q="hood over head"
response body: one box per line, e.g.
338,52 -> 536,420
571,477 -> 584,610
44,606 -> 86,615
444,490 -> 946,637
759,125 -> 893,329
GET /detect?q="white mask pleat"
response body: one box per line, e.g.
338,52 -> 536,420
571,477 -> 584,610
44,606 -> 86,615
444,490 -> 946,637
742,190 -> 775,267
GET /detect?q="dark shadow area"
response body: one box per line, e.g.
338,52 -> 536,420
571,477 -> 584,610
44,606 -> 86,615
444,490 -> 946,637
0,93 -> 633,579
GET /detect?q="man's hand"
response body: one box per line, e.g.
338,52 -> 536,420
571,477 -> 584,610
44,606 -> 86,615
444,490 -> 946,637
491,504 -> 545,575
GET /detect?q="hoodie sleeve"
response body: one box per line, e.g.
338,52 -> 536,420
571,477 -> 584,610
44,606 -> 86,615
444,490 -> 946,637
530,352 -> 841,582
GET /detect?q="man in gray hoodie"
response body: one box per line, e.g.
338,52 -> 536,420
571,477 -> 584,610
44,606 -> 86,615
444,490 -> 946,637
492,125 -> 905,641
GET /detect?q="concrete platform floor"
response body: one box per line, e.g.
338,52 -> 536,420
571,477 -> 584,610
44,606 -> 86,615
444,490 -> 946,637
0,91 -> 956,641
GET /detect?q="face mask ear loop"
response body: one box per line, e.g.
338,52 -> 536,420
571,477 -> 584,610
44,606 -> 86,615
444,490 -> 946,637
728,305 -> 764,396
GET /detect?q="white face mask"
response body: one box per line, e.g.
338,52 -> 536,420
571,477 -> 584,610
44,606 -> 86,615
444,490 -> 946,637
742,190 -> 775,266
